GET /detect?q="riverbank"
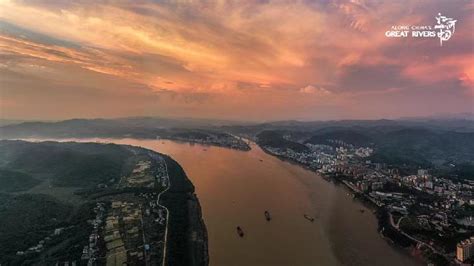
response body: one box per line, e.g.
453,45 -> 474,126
187,194 -> 209,266
167,136 -> 250,151
7,139 -> 210,265
35,137 -> 422,266
161,155 -> 209,266
258,145 -> 431,265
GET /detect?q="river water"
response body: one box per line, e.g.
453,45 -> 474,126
33,138 -> 422,266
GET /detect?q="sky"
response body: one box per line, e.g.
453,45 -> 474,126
0,0 -> 473,121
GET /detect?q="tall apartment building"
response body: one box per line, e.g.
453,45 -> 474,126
457,237 -> 474,262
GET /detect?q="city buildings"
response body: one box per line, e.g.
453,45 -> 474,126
457,237 -> 474,262
261,138 -> 474,264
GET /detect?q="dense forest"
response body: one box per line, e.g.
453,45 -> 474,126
0,140 -> 134,188
256,130 -> 310,153
0,168 -> 40,192
0,140 -> 208,265
161,155 -> 200,265
0,193 -> 72,261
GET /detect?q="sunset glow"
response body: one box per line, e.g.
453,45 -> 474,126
1,0 -> 473,120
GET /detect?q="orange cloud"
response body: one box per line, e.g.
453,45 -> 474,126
402,55 -> 474,87
0,0 -> 472,120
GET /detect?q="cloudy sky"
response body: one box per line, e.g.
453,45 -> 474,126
0,0 -> 473,121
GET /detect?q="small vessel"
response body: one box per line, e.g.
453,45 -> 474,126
359,209 -> 365,213
236,226 -> 244,237
264,211 -> 271,221
304,214 -> 315,222
259,159 -> 263,162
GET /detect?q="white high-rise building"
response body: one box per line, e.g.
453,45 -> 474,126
457,237 -> 474,262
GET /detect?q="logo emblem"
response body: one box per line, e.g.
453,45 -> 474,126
434,13 -> 457,46
384,13 -> 457,46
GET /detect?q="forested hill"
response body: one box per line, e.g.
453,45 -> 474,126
0,140 -> 209,265
0,140 -> 134,188
304,128 -> 474,163
256,127 -> 474,179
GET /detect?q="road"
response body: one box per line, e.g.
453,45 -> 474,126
388,212 -> 452,262
156,157 -> 170,266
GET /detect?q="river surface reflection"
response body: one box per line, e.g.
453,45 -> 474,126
32,138 -> 422,266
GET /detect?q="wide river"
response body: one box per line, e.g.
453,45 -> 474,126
36,138 -> 422,266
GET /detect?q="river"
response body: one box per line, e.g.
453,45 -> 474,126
31,138 -> 422,266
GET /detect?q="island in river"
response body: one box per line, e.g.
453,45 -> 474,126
0,140 -> 208,266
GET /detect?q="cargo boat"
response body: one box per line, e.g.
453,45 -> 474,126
236,226 -> 244,237
304,214 -> 315,222
264,210 -> 271,221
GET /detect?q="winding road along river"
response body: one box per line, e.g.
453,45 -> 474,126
41,138 -> 422,266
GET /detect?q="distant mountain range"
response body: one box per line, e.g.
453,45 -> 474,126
0,120 -> 31,127
401,112 -> 474,121
1,116 -> 473,179
2,116 -> 474,139
0,117 -> 251,139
